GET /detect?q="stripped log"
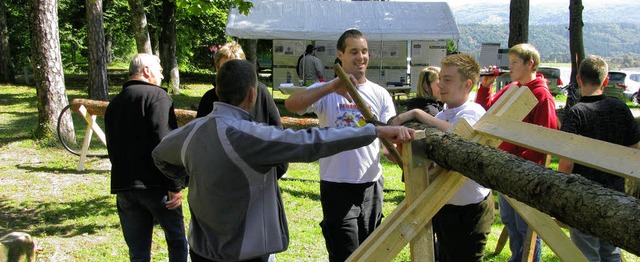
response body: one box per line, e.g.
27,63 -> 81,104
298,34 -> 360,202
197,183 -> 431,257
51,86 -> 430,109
411,123 -> 640,255
69,98 -> 317,129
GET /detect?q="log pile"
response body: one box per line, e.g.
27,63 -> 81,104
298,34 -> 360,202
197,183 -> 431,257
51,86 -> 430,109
70,99 -> 318,129
410,123 -> 640,255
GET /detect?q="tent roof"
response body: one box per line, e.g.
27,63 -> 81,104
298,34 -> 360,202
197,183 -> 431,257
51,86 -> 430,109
226,1 -> 459,41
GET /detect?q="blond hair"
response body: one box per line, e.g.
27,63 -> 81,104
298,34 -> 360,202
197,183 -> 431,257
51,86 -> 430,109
416,66 -> 440,100
214,41 -> 246,70
441,53 -> 481,84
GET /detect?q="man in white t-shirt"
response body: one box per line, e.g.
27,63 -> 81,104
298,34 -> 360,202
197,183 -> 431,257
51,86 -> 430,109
285,29 -> 396,262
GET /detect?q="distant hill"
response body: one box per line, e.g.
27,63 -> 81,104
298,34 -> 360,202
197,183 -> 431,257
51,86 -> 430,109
451,1 -> 640,66
452,1 -> 640,25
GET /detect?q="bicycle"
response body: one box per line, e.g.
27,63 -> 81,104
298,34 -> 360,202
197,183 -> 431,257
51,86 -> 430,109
57,102 -> 109,159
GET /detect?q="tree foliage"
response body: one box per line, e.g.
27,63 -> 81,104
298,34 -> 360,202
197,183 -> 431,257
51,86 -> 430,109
175,0 -> 251,16
5,0 -> 31,73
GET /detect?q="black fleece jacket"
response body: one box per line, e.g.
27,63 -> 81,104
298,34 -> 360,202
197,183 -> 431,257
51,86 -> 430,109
105,80 -> 181,193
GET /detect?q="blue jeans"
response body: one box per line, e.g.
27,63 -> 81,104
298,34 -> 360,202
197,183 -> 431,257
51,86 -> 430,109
570,227 -> 621,262
498,194 -> 541,262
117,190 -> 188,262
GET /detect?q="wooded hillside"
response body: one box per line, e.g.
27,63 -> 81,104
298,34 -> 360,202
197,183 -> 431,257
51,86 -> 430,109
459,23 -> 640,67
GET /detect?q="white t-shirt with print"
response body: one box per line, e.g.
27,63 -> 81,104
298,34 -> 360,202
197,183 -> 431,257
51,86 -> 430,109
306,80 -> 396,183
435,101 -> 491,206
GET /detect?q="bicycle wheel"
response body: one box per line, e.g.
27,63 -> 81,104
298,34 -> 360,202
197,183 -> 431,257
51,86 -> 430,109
57,104 -> 109,158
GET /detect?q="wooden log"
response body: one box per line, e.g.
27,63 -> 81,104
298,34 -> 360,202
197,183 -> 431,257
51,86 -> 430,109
71,98 -> 107,116
413,124 -> 640,255
70,98 -> 318,129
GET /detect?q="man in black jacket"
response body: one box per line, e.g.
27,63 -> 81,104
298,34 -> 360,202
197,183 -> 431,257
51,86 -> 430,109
105,53 -> 188,262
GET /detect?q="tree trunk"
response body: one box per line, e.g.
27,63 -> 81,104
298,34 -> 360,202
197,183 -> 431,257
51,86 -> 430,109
105,30 -> 113,64
150,26 -> 159,56
127,0 -> 151,54
160,0 -> 179,94
86,0 -> 108,101
409,123 -> 640,255
28,0 -> 74,142
245,39 -> 258,69
0,0 -> 14,83
508,0 -> 529,47
569,0 -> 585,84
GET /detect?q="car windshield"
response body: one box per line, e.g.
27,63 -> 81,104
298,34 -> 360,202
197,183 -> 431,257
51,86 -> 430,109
538,68 -> 560,79
608,72 -> 627,82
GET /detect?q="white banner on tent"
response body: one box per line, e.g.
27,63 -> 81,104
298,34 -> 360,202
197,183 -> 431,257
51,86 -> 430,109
410,41 -> 448,92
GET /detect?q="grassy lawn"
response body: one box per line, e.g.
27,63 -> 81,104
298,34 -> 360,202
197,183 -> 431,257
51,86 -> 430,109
0,79 -> 638,261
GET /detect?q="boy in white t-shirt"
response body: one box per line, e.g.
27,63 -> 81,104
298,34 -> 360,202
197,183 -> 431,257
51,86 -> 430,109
390,53 -> 494,262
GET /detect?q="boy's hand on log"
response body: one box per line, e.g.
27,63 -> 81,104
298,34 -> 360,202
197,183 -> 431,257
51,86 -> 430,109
376,126 -> 415,144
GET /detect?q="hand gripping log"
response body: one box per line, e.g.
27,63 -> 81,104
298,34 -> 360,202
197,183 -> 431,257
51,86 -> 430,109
333,63 -> 404,167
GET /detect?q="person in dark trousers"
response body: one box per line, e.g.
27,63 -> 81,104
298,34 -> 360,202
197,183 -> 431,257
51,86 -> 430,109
104,53 -> 188,262
152,59 -> 415,262
196,41 -> 287,178
285,29 -> 397,262
559,55 -> 640,262
390,54 -> 493,262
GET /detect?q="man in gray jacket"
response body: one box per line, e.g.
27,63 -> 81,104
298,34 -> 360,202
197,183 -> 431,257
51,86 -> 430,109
152,59 -> 414,262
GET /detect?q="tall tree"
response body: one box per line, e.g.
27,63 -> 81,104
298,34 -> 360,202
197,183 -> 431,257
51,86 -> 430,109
568,0 -> 585,84
0,0 -> 14,83
127,0 -> 151,54
86,0 -> 108,101
245,39 -> 257,70
160,0 -> 179,94
508,0 -> 529,47
28,0 -> 74,141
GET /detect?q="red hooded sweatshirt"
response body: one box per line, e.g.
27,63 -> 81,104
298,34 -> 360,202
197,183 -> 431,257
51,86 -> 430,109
475,74 -> 558,165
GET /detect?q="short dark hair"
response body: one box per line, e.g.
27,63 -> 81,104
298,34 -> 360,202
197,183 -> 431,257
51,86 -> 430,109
578,55 -> 608,87
216,60 -> 257,106
305,44 -> 315,54
337,29 -> 365,53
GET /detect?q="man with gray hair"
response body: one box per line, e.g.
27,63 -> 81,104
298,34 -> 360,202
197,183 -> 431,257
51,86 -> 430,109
105,53 -> 188,262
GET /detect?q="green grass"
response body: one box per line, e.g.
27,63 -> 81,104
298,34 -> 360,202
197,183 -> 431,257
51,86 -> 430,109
1,81 -> 639,261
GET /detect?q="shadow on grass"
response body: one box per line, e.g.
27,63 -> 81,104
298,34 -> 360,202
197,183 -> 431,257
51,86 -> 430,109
280,183 -> 321,202
15,163 -> 110,175
0,195 -> 117,237
0,93 -> 38,147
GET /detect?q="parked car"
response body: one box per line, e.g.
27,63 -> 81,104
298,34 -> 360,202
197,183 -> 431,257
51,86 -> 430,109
604,71 -> 640,102
538,66 -> 568,96
629,72 -> 640,82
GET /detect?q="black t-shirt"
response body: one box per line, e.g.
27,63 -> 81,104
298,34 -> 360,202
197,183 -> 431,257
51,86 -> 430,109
406,97 -> 443,117
561,94 -> 640,192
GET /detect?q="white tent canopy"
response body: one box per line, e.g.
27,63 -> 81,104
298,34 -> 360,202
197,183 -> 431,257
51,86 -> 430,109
226,1 -> 459,41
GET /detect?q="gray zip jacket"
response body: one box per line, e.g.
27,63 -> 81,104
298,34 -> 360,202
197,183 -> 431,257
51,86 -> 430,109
152,102 -> 379,261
